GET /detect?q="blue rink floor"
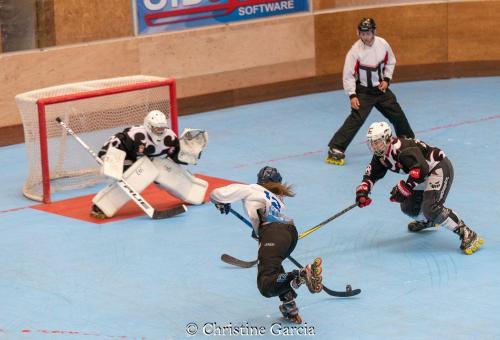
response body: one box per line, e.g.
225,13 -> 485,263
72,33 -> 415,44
0,77 -> 499,339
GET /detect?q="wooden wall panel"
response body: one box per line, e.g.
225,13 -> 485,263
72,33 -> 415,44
448,1 -> 500,61
137,15 -> 316,97
1,1 -> 500,145
312,0 -> 429,11
52,0 -> 132,45
0,39 -> 140,127
378,4 -> 448,66
0,15 -> 315,128
315,4 -> 449,77
36,0 -> 56,48
312,0 -> 337,11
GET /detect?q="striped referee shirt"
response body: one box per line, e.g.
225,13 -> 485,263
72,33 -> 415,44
343,36 -> 396,97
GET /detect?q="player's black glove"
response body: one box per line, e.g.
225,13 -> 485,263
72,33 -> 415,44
214,201 -> 231,214
356,182 -> 372,208
390,180 -> 413,203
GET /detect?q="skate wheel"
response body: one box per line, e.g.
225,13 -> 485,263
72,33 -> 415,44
313,266 -> 322,276
325,158 -> 345,166
346,284 -> 352,293
313,257 -> 322,267
464,238 -> 484,255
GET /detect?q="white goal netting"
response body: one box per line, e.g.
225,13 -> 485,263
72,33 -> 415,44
15,75 -> 177,203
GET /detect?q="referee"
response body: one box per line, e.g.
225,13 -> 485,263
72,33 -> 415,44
326,18 -> 415,165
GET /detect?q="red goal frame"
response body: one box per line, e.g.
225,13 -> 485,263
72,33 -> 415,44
35,78 -> 178,204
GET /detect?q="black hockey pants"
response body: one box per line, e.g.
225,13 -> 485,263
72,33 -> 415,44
400,157 -> 460,226
328,86 -> 414,152
257,222 -> 298,301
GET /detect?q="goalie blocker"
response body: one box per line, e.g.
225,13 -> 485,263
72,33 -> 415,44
93,157 -> 208,218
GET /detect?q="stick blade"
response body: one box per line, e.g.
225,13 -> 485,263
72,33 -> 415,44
221,254 -> 258,268
152,204 -> 187,219
322,285 -> 361,297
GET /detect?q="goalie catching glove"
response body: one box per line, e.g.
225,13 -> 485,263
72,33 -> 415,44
178,128 -> 208,165
355,182 -> 372,208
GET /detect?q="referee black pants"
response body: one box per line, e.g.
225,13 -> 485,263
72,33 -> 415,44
256,222 -> 298,301
328,86 -> 414,152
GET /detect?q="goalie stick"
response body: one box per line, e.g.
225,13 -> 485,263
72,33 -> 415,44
221,203 -> 357,268
224,208 -> 361,298
56,117 -> 187,220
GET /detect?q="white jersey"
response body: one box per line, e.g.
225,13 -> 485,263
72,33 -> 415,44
210,183 -> 292,235
98,125 -> 181,167
343,36 -> 396,97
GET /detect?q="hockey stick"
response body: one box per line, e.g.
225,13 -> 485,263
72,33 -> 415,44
220,254 -> 258,268
225,208 -> 361,298
55,117 -> 187,219
222,203 -> 357,268
298,203 -> 357,239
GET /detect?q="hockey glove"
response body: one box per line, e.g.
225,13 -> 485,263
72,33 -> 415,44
356,182 -> 372,208
390,180 -> 413,203
214,201 -> 231,215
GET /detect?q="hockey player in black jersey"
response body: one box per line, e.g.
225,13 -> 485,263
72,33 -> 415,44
211,167 -> 323,323
90,110 -> 209,219
355,121 -> 483,255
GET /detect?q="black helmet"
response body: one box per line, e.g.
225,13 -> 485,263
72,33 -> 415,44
257,166 -> 282,185
358,18 -> 376,32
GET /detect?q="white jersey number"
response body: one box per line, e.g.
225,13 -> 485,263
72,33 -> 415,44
263,191 -> 291,224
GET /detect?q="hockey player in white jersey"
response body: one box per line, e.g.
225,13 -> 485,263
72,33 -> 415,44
355,121 -> 483,254
211,166 -> 323,323
90,110 -> 209,219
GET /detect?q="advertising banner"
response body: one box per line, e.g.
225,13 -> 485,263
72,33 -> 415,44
134,0 -> 309,35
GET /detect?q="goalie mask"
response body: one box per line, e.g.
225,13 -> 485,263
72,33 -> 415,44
144,110 -> 168,145
367,122 -> 392,156
257,166 -> 282,185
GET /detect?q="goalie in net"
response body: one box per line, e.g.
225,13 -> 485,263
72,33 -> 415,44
91,110 -> 209,219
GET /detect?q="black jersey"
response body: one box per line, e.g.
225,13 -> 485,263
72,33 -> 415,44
362,137 -> 446,190
98,125 -> 182,167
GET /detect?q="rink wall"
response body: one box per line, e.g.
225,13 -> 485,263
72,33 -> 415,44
0,0 -> 499,145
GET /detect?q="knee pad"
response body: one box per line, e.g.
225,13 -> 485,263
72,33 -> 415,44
257,277 -> 274,298
422,202 -> 446,223
152,158 -> 208,205
92,157 -> 158,217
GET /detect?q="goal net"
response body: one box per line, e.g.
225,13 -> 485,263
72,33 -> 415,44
15,75 -> 178,203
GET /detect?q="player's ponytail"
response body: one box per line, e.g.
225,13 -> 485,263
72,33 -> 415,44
261,182 -> 295,198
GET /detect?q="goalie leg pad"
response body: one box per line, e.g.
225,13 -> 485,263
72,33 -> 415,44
152,158 -> 208,205
92,157 -> 159,217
